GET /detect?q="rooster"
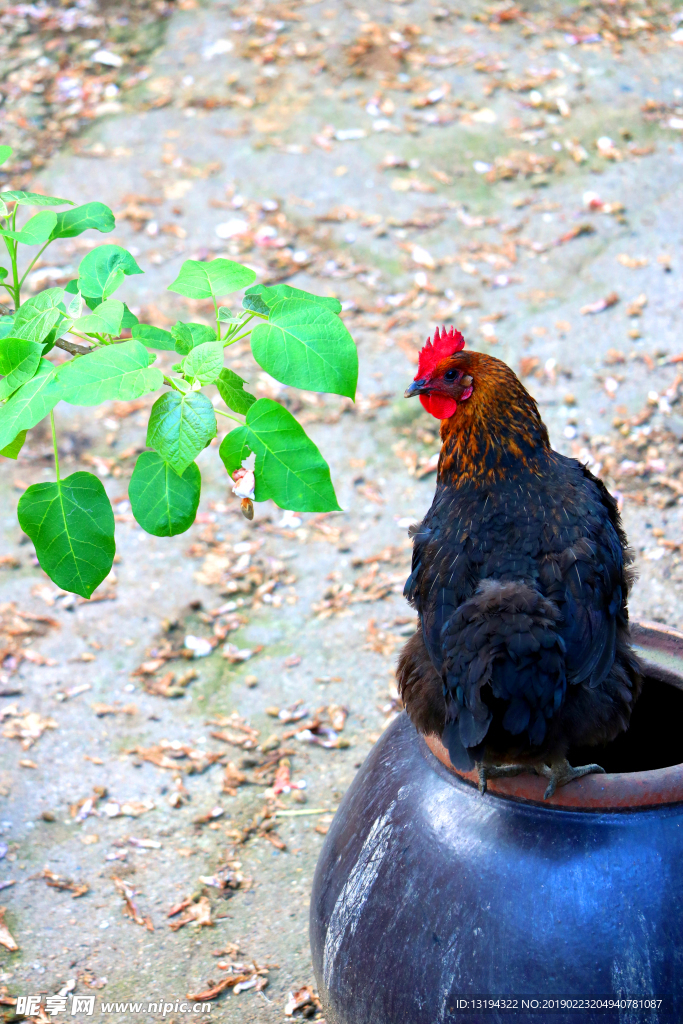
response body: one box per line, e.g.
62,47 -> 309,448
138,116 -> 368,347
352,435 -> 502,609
398,327 -> 642,798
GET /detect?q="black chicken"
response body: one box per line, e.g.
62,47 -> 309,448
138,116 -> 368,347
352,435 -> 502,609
398,327 -> 642,797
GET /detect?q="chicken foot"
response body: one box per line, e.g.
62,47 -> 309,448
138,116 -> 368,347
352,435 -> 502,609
476,762 -> 530,794
534,758 -> 605,800
476,758 -> 605,799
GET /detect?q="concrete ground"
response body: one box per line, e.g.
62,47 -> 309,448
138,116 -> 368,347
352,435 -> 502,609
1,1 -> 683,1020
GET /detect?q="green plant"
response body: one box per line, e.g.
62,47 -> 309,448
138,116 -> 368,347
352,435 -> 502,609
0,147 -> 357,599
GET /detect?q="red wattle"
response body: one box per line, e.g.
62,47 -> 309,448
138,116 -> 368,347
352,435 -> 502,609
420,394 -> 458,419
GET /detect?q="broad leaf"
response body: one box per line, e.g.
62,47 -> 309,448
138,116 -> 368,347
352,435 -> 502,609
0,211 -> 58,245
172,321 -> 216,355
13,288 -> 65,343
0,191 -> 73,207
40,313 -> 72,355
0,316 -> 14,340
216,367 -> 256,415
181,341 -> 223,384
219,398 -> 340,512
0,338 -> 43,400
55,339 -> 163,406
0,429 -> 26,460
168,258 -> 255,300
17,471 -> 115,599
242,293 -> 270,316
50,202 -> 115,240
129,452 -> 201,537
121,303 -> 139,329
66,291 -> 83,318
132,324 -> 175,350
250,298 -> 357,399
0,146 -> 11,167
77,245 -> 143,304
72,298 -> 124,336
146,390 -> 216,476
0,268 -> 7,281
0,359 -> 63,450
245,283 -> 342,313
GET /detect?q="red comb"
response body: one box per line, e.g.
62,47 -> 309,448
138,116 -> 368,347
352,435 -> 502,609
416,325 -> 465,379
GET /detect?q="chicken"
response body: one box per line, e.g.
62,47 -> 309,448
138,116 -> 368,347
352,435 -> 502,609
397,327 -> 642,798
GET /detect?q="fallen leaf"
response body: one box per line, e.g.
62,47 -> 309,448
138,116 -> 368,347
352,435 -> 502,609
0,908 -> 17,951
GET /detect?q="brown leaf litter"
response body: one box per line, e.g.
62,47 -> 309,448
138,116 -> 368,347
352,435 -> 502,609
0,908 -> 18,951
168,895 -> 214,931
42,868 -> 89,899
1,706 -> 57,749
0,604 -> 59,675
188,946 -> 274,1003
113,876 -> 154,930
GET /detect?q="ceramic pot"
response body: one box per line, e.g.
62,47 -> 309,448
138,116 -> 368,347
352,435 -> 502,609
310,622 -> 683,1024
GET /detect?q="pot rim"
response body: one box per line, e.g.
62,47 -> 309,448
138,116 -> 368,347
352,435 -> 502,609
423,619 -> 683,812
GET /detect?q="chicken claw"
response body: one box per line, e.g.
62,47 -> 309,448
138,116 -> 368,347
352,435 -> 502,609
476,762 -> 530,794
535,759 -> 606,800
475,758 -> 606,798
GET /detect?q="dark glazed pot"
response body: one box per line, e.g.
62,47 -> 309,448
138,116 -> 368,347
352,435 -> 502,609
310,622 -> 683,1024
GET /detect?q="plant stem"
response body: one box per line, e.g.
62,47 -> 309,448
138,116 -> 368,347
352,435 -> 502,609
215,408 -> 244,424
213,295 -> 220,341
18,240 -> 52,290
50,410 -> 60,483
2,235 -> 18,308
223,331 -> 251,348
7,207 -> 20,309
54,337 -> 91,356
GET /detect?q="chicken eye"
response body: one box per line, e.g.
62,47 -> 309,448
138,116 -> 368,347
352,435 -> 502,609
444,369 -> 458,381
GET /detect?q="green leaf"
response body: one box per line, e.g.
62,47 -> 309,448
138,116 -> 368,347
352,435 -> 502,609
0,316 -> 14,340
0,146 -> 12,167
77,245 -> 143,304
171,321 -> 216,355
0,360 -> 63,450
121,303 -> 139,329
129,451 -> 201,537
146,390 -> 216,476
17,471 -> 115,599
0,268 -> 7,281
219,398 -> 340,512
72,298 -> 124,336
55,339 -> 163,406
13,288 -> 65,343
0,338 -> 43,400
66,291 -> 83,319
250,298 -> 358,399
245,283 -> 342,313
217,307 -> 233,321
216,367 -> 256,415
49,202 -> 115,240
181,341 -> 223,384
0,191 -> 73,207
241,293 -> 271,317
0,210 -> 58,245
0,429 -> 27,460
40,313 -> 72,356
132,324 -> 175,350
168,258 -> 255,300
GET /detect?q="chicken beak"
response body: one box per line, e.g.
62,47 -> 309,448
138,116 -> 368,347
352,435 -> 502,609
404,378 -> 425,399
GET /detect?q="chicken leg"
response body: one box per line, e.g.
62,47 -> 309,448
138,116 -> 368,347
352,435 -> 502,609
535,758 -> 605,800
476,758 -> 605,799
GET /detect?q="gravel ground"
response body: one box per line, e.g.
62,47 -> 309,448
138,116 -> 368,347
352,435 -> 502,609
1,1 -> 683,1021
